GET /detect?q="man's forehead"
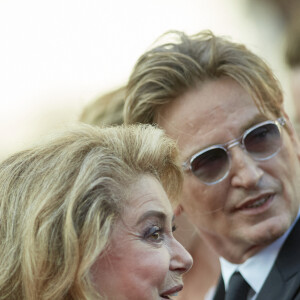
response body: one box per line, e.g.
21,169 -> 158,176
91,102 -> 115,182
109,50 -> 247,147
158,110 -> 274,163
157,103 -> 259,139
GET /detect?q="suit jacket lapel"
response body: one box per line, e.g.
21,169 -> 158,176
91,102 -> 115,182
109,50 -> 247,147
256,218 -> 300,300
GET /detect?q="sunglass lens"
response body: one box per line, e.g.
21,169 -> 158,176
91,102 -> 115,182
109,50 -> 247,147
244,123 -> 281,159
191,147 -> 229,184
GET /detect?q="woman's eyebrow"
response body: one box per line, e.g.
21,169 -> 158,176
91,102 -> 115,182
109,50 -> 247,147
135,210 -> 166,226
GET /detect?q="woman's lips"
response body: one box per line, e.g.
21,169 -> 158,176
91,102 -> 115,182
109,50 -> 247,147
160,284 -> 183,299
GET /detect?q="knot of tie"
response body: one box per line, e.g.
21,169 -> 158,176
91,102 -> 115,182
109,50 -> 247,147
225,271 -> 251,300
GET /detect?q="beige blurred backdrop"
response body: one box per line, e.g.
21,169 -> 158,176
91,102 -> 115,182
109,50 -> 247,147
0,0 -> 293,160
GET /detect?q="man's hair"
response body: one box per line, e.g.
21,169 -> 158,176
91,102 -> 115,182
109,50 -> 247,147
0,124 -> 182,300
80,86 -> 125,126
124,30 -> 283,124
285,17 -> 300,68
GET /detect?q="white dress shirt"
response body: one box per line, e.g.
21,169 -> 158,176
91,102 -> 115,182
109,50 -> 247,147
220,208 -> 300,300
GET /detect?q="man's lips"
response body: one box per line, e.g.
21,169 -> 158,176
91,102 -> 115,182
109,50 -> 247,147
160,285 -> 183,299
234,193 -> 275,212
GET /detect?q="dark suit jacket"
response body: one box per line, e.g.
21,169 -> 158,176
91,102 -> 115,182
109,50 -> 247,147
213,218 -> 300,300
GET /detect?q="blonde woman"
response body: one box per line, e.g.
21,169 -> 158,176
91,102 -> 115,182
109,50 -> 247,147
0,124 -> 192,300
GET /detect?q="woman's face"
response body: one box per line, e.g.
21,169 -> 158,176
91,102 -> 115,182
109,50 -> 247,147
91,175 -> 193,300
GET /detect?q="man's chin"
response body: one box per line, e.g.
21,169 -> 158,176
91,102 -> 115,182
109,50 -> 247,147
245,218 -> 290,247
229,217 -> 291,262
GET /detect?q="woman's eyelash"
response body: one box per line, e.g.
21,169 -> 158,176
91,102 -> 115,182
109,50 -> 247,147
143,223 -> 177,243
172,224 -> 177,232
143,225 -> 164,242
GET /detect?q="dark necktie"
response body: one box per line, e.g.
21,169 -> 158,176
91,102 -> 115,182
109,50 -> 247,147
225,271 -> 251,300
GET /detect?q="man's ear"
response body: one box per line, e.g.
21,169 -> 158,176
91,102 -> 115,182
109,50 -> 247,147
282,111 -> 300,160
174,204 -> 184,216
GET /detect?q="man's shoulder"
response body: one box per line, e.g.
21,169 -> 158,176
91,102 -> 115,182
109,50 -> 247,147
276,216 -> 300,271
256,217 -> 300,300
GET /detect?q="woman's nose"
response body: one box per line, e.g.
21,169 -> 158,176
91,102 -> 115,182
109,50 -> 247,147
169,238 -> 193,274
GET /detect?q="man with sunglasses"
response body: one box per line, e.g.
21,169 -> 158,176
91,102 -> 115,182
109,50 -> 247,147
124,30 -> 300,300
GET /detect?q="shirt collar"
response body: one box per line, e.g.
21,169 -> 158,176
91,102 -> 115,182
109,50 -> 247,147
220,208 -> 300,294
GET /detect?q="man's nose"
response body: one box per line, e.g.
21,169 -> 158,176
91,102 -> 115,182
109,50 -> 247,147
229,146 -> 263,189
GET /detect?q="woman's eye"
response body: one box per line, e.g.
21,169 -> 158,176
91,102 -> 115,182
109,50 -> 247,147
151,231 -> 161,240
144,225 -> 163,242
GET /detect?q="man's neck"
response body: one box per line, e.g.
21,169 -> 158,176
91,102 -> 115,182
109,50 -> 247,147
220,208 -> 300,293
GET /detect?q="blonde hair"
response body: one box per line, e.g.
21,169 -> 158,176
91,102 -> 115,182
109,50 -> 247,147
0,124 -> 182,300
80,87 -> 125,126
124,30 -> 284,124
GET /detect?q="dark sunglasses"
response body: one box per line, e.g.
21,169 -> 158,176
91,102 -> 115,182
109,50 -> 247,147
183,117 -> 286,185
